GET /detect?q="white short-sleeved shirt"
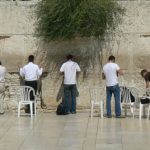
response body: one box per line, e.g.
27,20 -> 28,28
0,65 -> 6,83
60,60 -> 81,84
103,62 -> 120,87
20,62 -> 43,81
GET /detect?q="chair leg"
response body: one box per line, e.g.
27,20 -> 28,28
34,102 -> 36,117
125,104 -> 127,117
91,102 -> 94,119
100,101 -> 103,118
139,103 -> 143,120
147,104 -> 150,120
18,103 -> 21,118
130,103 -> 134,119
133,105 -> 136,119
30,103 -> 33,118
132,106 -> 135,119
121,103 -> 123,111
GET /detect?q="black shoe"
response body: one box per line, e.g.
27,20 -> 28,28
116,115 -> 125,118
65,111 -> 70,115
103,114 -> 112,118
0,112 -> 4,115
71,111 -> 76,114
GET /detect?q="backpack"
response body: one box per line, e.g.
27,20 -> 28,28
56,102 -> 67,115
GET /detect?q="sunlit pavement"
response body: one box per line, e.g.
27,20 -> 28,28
0,111 -> 149,150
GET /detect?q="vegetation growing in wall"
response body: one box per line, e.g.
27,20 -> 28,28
36,0 -> 125,41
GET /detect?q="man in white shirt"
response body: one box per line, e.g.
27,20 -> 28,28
20,55 -> 43,113
102,55 -> 124,118
0,61 -> 6,114
60,54 -> 81,114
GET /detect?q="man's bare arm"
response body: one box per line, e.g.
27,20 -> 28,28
117,69 -> 124,76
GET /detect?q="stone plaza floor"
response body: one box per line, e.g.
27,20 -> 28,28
0,111 -> 150,150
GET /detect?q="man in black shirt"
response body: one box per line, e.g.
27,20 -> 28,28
141,69 -> 150,88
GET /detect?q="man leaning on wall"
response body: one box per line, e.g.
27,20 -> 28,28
0,61 -> 6,115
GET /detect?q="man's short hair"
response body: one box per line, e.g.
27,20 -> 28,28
66,54 -> 73,60
28,55 -> 34,62
108,55 -> 115,61
141,69 -> 147,77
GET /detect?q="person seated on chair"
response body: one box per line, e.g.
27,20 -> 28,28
0,61 -> 6,115
19,55 -> 43,113
140,69 -> 150,104
141,69 -> 150,88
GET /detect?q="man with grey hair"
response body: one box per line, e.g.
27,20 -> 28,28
0,61 -> 6,114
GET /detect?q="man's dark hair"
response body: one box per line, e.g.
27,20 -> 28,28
0,61 -> 1,65
141,69 -> 147,77
108,55 -> 115,61
28,55 -> 34,62
66,54 -> 73,60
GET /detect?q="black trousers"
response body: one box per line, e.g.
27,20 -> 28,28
25,81 -> 37,113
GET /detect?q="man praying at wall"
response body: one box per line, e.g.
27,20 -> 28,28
19,55 -> 43,113
60,54 -> 81,114
102,55 -> 124,118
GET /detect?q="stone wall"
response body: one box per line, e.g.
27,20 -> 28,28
0,0 -> 150,109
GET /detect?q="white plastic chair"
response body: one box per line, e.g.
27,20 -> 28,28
147,101 -> 150,120
129,87 -> 140,118
90,87 -> 104,118
16,86 -> 37,118
139,88 -> 150,120
120,86 -> 139,118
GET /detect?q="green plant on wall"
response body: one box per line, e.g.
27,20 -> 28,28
36,0 -> 125,41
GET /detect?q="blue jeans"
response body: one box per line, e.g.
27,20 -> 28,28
64,84 -> 76,113
106,84 -> 121,116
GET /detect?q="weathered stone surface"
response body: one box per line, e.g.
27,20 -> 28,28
0,0 -> 150,109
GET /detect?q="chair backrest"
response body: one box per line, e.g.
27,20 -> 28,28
120,86 -> 130,103
13,86 -> 36,102
89,87 -> 105,103
120,86 -> 139,104
129,87 -> 140,103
